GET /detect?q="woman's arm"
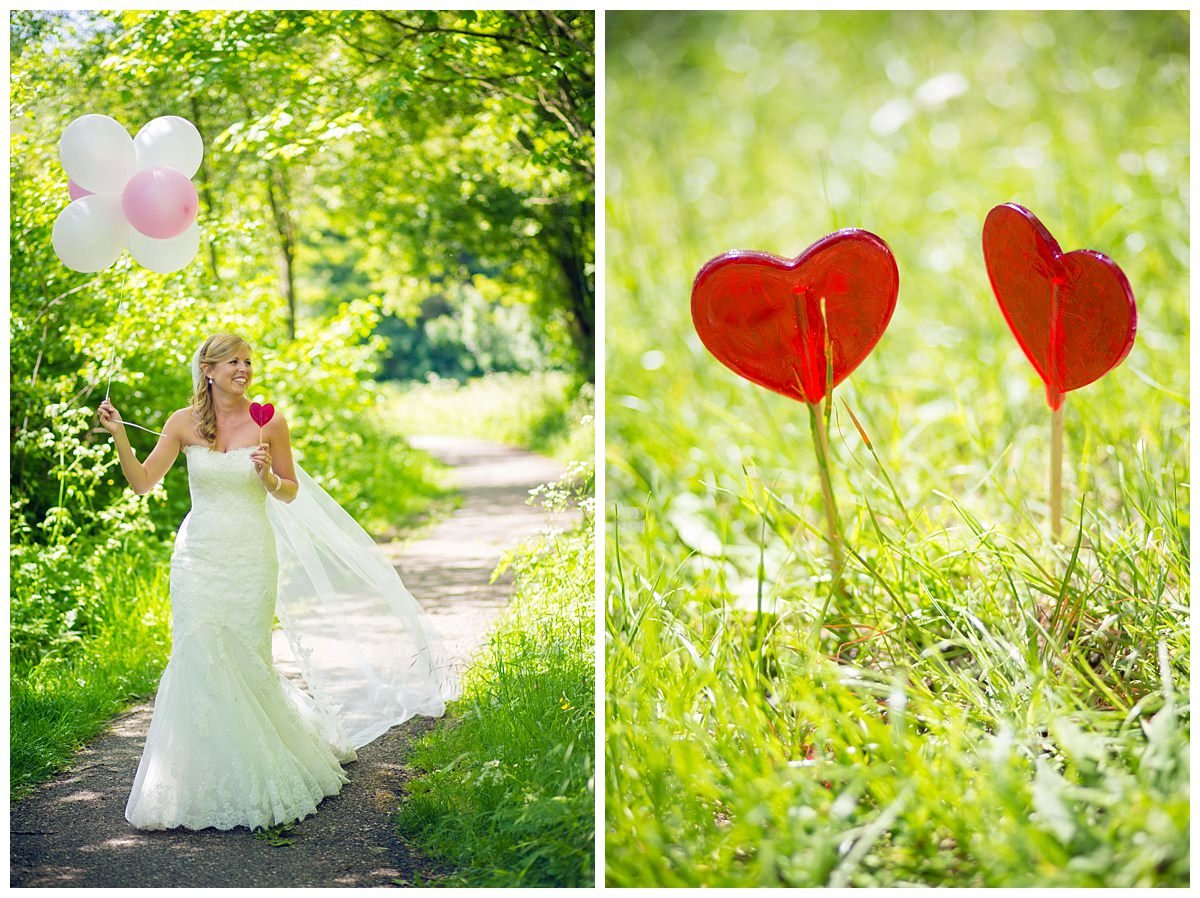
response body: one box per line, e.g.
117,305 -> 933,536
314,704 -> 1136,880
252,410 -> 299,504
98,401 -> 185,495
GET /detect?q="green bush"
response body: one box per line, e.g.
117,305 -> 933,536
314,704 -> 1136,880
11,545 -> 172,796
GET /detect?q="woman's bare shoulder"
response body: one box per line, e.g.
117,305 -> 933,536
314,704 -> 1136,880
165,407 -> 195,426
264,405 -> 292,432
165,407 -> 200,443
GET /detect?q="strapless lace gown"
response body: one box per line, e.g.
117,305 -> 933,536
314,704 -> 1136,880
125,446 -> 356,831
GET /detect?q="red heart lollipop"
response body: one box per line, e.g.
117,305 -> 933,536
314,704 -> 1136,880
691,229 -> 899,404
248,402 -> 275,428
982,203 -> 1136,410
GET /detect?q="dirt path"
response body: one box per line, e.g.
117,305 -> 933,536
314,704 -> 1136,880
9,436 -> 565,888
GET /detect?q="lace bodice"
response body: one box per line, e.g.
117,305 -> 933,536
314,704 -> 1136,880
171,445 -> 277,657
183,444 -> 268,522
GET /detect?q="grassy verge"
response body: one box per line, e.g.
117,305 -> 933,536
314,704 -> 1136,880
11,434 -> 452,796
605,10 -> 1188,887
608,464 -> 1189,886
395,469 -> 595,887
11,546 -> 172,798
385,372 -> 595,463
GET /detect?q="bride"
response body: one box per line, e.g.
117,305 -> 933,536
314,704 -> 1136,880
97,333 -> 458,831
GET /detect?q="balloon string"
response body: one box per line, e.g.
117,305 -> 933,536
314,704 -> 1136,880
103,339 -> 118,402
100,268 -> 161,434
120,421 -> 164,436
103,269 -> 128,401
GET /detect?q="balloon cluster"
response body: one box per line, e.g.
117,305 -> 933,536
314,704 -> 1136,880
53,114 -> 204,274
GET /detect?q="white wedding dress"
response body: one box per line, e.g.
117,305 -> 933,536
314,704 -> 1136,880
125,444 -> 457,831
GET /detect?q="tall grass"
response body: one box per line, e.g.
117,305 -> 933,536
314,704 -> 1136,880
385,372 -> 595,463
11,546 -> 172,797
606,10 -> 1188,887
395,469 -> 595,887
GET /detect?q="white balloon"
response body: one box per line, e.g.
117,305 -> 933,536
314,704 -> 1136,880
128,221 -> 201,274
59,114 -> 136,195
51,195 -> 129,272
134,116 -> 204,178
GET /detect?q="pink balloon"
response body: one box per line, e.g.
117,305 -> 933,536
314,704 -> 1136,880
121,166 -> 198,239
67,179 -> 94,201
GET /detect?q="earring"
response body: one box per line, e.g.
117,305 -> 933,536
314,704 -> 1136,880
207,377 -> 213,385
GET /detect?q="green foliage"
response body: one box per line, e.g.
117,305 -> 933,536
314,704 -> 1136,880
72,8 -> 594,372
253,822 -> 298,846
11,541 -> 149,671
11,547 -> 172,796
396,468 -> 595,887
322,10 -> 596,375
387,372 -> 594,463
606,10 -> 1188,887
377,282 -> 568,383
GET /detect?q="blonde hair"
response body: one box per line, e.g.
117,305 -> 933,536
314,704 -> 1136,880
191,334 -> 252,445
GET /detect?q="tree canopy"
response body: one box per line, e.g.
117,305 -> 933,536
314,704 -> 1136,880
12,9 -> 594,374
10,9 -> 594,551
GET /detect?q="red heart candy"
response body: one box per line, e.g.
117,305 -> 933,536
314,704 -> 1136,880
982,203 -> 1136,410
248,402 -> 275,428
691,229 -> 899,404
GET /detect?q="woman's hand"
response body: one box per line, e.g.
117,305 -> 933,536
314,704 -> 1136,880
251,443 -> 278,491
108,406 -> 185,496
97,399 -> 125,435
255,412 -> 298,503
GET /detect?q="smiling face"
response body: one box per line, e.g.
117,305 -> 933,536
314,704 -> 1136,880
201,340 -> 254,397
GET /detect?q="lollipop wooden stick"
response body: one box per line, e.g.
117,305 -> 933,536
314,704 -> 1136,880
692,229 -> 899,592
1049,277 -> 1064,542
982,202 -> 1136,543
1050,402 -> 1064,542
808,399 -> 844,581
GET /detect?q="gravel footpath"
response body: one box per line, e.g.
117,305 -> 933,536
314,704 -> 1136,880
10,436 -> 565,888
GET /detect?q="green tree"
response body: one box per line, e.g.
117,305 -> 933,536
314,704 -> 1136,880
92,9 -> 595,373
330,10 -> 596,377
